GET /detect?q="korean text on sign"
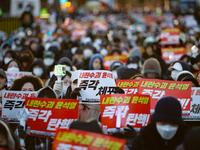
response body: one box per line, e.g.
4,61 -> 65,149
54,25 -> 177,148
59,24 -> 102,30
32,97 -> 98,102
52,129 -> 126,150
138,79 -> 191,115
2,90 -> 36,123
100,94 -> 151,133
25,97 -> 79,137
116,80 -> 139,94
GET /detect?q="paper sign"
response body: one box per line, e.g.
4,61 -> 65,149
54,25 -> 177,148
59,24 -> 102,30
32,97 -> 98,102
52,129 -> 126,150
25,97 -> 79,137
2,90 -> 36,123
138,79 -> 191,115
160,28 -> 180,45
5,71 -> 32,87
116,80 -> 139,94
183,87 -> 200,121
71,28 -> 87,41
77,70 -> 116,104
161,47 -> 186,64
103,55 -> 127,70
93,19 -> 108,32
100,94 -> 151,133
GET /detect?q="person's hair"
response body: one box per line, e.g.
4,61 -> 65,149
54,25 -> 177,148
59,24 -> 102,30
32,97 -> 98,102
5,59 -> 22,71
130,73 -> 144,79
9,74 -> 44,91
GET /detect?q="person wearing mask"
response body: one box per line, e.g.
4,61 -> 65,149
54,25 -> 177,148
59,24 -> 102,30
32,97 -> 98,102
29,58 -> 48,79
88,54 -> 104,70
130,96 -> 190,150
1,50 -> 18,70
43,51 -> 56,76
9,74 -> 43,91
6,59 -> 22,72
142,58 -> 162,79
109,61 -> 124,80
19,49 -> 34,71
168,61 -> 191,81
72,48 -> 84,70
82,43 -> 96,69
126,56 -> 139,70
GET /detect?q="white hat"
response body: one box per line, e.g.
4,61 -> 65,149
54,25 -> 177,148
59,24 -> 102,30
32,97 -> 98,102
168,62 -> 183,71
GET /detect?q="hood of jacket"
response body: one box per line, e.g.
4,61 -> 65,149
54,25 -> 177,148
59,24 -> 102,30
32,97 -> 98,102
88,54 -> 104,70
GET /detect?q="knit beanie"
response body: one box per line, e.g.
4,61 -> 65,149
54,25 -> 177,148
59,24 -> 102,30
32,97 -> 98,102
142,58 -> 161,77
151,96 -> 183,124
117,66 -> 140,79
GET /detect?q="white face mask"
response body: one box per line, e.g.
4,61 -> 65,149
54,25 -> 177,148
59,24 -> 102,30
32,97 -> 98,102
171,70 -> 181,80
83,49 -> 93,58
156,123 -> 178,140
33,67 -> 44,77
112,70 -> 118,80
4,58 -> 12,64
43,58 -> 54,66
100,49 -> 108,56
7,67 -> 19,72
71,83 -> 77,91
71,47 -> 77,55
11,44 -> 17,50
127,63 -> 138,69
66,66 -> 71,71
62,85 -> 68,95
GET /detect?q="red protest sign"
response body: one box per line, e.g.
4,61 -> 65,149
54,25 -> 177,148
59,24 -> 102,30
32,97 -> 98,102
103,55 -> 128,70
160,28 -> 180,45
52,129 -> 126,150
100,94 -> 151,133
116,80 -> 139,94
25,97 -> 79,137
138,79 -> 191,115
161,47 -> 186,64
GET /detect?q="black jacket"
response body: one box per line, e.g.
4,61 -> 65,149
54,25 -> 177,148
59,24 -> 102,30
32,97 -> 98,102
130,122 -> 190,150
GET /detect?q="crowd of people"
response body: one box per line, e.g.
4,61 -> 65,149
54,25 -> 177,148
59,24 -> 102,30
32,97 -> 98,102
1,4 -> 200,150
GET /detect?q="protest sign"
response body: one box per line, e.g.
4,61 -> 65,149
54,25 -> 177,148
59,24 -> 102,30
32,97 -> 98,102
116,80 -> 139,94
100,94 -> 151,133
25,97 -> 79,137
52,129 -> 126,150
77,70 -> 116,104
92,19 -> 108,32
138,79 -> 191,115
2,90 -> 36,123
103,55 -> 127,70
160,28 -> 180,45
5,71 -> 32,87
71,28 -> 87,41
161,47 -> 186,64
183,87 -> 200,121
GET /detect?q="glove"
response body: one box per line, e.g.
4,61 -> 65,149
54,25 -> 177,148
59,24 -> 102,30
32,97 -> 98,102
124,124 -> 137,138
17,125 -> 26,139
53,81 -> 63,98
114,86 -> 125,94
70,88 -> 81,99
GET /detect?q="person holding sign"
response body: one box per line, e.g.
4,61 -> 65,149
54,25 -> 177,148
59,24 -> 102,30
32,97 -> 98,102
0,69 -> 7,113
130,96 -> 190,150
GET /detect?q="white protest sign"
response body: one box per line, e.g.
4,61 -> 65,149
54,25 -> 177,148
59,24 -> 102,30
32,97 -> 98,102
2,90 -> 36,123
77,70 -> 116,104
6,71 -> 32,87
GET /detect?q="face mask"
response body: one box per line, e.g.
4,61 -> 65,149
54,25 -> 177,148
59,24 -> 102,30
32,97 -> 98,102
7,67 -> 19,72
11,44 -> 16,50
156,123 -> 178,140
33,67 -> 44,77
127,63 -> 138,69
71,47 -> 77,55
4,57 -> 12,64
100,49 -> 108,56
112,70 -> 118,80
83,49 -> 93,58
171,70 -> 180,80
21,55 -> 30,62
62,85 -> 68,95
66,66 -> 71,71
43,58 -> 54,66
71,83 -> 77,91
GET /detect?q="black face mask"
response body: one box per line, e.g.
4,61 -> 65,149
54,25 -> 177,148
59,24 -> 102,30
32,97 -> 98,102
21,55 -> 30,62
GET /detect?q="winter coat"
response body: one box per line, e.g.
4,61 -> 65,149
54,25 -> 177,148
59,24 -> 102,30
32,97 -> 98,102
130,122 -> 190,150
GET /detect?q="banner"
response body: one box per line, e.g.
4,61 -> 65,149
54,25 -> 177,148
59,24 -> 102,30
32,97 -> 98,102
160,28 -> 180,45
103,55 -> 127,70
2,90 -> 36,123
92,19 -> 108,32
161,47 -> 186,64
52,129 -> 126,150
71,28 -> 87,41
138,79 -> 191,115
100,94 -> 151,133
25,97 -> 79,137
77,70 -> 116,104
5,71 -> 32,87
116,80 -> 139,94
184,87 -> 200,121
